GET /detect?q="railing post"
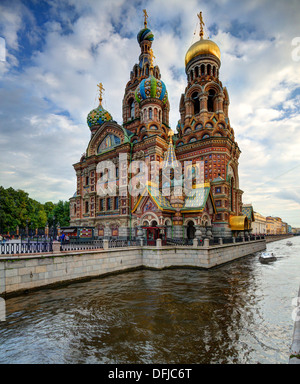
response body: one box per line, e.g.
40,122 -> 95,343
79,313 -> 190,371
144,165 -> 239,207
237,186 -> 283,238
193,238 -> 198,247
219,238 -> 223,245
52,240 -> 61,253
156,238 -> 162,248
103,239 -> 109,250
204,238 -> 209,247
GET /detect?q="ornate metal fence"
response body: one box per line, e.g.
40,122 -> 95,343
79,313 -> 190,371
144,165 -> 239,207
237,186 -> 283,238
60,239 -> 103,251
166,238 -> 194,246
0,239 -> 53,255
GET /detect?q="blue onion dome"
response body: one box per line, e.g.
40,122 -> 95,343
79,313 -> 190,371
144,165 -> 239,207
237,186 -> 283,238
135,75 -> 168,104
87,104 -> 113,130
137,28 -> 154,44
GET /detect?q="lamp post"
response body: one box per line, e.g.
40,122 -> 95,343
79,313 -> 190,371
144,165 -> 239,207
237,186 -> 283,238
53,215 -> 56,240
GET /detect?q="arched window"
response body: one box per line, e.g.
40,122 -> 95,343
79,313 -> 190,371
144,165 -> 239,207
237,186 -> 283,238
192,92 -> 200,115
190,70 -> 194,81
159,110 -> 161,122
208,89 -> 216,112
143,109 -> 147,121
195,124 -> 203,130
85,201 -> 89,213
74,204 -> 77,214
177,141 -> 184,146
154,108 -> 158,121
213,66 -> 216,77
189,137 -> 197,143
202,134 -> 210,139
97,134 -> 121,154
184,127 -> 192,135
195,66 -> 199,78
207,64 -> 211,76
130,99 -> 135,119
149,108 -> 152,120
201,64 -> 205,76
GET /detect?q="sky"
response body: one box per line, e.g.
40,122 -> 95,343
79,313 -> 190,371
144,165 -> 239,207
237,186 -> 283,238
0,0 -> 300,227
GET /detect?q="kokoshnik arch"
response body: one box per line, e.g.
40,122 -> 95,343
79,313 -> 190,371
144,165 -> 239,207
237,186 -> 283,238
69,11 -> 249,241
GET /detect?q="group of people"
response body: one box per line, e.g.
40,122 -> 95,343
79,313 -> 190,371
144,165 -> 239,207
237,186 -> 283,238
0,235 -> 6,244
59,233 -> 69,243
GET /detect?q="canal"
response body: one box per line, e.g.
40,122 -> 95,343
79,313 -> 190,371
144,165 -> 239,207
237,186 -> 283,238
0,237 -> 299,364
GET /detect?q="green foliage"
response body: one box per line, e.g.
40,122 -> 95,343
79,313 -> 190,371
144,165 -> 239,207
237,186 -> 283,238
0,186 -> 70,233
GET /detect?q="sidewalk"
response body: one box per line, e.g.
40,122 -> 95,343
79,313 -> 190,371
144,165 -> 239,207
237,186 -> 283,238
290,285 -> 300,364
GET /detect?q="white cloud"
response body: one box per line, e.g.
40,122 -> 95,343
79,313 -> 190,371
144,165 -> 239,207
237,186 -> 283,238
0,0 -> 300,226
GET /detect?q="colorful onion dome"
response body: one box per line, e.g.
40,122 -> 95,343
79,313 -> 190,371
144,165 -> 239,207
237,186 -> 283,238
87,104 -> 113,130
137,28 -> 154,44
135,75 -> 168,104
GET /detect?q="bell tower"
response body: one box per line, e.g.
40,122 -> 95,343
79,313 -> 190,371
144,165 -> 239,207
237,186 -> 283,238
175,12 -> 244,238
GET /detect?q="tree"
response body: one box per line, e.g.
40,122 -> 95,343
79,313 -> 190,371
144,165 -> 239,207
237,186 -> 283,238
0,186 -> 70,234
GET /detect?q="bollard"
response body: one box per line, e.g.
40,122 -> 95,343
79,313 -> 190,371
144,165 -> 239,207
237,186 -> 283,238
156,238 -> 162,248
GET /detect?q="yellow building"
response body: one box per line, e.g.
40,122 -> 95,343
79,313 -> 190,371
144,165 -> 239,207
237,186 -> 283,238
252,212 -> 266,234
267,216 -> 283,235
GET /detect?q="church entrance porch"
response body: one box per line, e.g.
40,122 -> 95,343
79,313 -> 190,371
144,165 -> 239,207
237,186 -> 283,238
187,221 -> 196,240
145,226 -> 166,245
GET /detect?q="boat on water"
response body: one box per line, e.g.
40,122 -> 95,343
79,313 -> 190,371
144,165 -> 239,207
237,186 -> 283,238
286,241 -> 293,246
259,252 -> 277,263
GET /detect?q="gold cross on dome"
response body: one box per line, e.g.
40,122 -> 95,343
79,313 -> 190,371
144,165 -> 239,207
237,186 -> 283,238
97,82 -> 105,105
197,11 -> 205,40
143,9 -> 148,28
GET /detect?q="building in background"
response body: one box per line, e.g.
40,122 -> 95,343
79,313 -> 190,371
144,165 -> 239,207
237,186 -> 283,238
252,212 -> 266,235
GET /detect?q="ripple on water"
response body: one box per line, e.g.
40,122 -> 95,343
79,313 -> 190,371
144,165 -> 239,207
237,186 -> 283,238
0,237 -> 299,363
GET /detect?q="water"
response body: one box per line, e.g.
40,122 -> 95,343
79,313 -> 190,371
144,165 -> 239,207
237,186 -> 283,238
0,237 -> 299,364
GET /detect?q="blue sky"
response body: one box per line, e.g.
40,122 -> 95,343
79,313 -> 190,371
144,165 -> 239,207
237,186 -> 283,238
1,0 -> 300,227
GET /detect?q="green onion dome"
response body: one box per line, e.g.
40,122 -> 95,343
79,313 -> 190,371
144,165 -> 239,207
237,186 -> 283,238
135,75 -> 168,104
137,28 -> 154,44
87,104 -> 113,131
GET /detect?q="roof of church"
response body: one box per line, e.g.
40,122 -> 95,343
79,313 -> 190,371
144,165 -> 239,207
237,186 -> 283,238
242,205 -> 255,221
132,181 -> 176,213
181,184 -> 215,213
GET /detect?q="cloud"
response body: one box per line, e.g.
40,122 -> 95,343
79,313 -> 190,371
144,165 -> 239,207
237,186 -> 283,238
0,0 -> 300,226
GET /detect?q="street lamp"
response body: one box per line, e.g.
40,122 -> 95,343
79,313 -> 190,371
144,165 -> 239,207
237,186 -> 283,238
53,215 -> 56,239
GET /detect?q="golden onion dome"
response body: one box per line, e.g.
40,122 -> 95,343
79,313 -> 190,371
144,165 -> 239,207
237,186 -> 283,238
185,39 -> 221,67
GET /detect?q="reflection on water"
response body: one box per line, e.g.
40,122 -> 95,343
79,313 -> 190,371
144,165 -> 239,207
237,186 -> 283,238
0,237 -> 299,364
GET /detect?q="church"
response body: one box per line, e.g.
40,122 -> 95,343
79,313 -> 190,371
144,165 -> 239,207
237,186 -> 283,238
68,11 -> 250,242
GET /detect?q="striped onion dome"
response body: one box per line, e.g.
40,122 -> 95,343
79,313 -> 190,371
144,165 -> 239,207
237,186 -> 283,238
137,28 -> 154,44
135,75 -> 168,104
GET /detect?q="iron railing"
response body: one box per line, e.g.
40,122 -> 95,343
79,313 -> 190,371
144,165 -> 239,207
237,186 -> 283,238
108,239 -> 140,248
0,239 -> 53,255
60,239 -> 103,251
166,238 -> 194,246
